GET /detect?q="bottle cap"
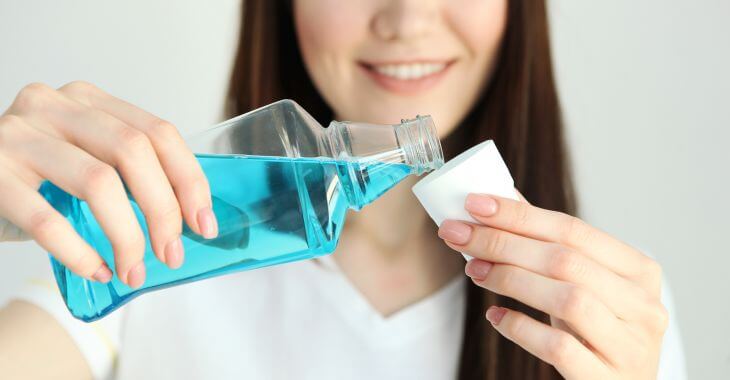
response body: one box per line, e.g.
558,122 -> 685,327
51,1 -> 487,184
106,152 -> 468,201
395,115 -> 444,175
412,140 -> 519,260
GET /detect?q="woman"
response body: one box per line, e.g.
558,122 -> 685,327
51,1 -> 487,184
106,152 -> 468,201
0,0 -> 680,379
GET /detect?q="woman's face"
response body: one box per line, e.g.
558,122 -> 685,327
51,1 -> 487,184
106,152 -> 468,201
294,0 -> 508,138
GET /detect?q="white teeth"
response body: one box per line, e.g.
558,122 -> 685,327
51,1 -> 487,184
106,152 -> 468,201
373,62 -> 447,80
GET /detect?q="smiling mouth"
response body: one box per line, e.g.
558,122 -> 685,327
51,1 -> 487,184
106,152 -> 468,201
358,60 -> 456,95
367,61 -> 450,80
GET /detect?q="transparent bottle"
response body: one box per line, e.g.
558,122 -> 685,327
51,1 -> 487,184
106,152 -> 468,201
39,99 -> 444,322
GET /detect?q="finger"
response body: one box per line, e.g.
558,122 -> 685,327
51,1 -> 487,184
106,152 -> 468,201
486,306 -> 613,379
14,87 -> 185,270
468,262 -> 638,367
463,193 -> 661,291
439,220 -> 655,321
0,162 -> 112,283
59,81 -> 216,239
0,116 -> 145,286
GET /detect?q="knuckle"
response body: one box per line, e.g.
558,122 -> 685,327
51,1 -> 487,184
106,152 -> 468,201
22,82 -> 51,93
63,80 -> 97,93
61,80 -> 98,98
502,312 -> 526,338
187,176 -> 213,214
176,173 -> 212,211
0,114 -> 22,129
562,214 -> 593,246
648,302 -> 670,335
126,228 -> 147,253
642,258 -> 663,283
560,286 -> 591,320
145,118 -> 179,143
547,246 -> 586,281
484,229 -> 509,261
546,332 -> 574,367
112,230 -> 146,265
115,126 -> 154,158
189,174 -> 211,196
509,201 -> 531,230
150,202 -> 183,228
129,229 -> 147,254
28,209 -> 63,241
493,266 -> 516,291
0,114 -> 23,146
13,83 -> 53,112
68,250 -> 101,277
82,162 -> 119,196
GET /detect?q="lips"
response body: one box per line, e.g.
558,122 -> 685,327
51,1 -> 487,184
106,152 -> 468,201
358,60 -> 455,95
371,62 -> 447,80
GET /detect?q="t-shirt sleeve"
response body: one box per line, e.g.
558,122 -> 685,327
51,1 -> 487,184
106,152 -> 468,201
10,267 -> 123,380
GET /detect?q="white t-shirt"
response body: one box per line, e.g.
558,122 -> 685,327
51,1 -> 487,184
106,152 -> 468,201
14,254 -> 686,380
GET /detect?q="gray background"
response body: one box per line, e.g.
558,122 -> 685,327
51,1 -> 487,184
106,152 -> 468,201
0,1 -> 728,378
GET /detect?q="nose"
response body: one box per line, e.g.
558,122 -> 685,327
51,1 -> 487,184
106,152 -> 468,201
372,0 -> 440,42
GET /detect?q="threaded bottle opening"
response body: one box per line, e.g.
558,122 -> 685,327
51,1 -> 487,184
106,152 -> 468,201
395,115 -> 444,175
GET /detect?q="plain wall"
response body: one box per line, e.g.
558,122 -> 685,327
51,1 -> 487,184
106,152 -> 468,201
0,1 -> 728,378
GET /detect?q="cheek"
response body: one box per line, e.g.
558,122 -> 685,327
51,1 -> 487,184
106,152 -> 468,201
294,1 -> 368,88
295,2 -> 354,55
433,0 -> 507,135
449,0 -> 508,57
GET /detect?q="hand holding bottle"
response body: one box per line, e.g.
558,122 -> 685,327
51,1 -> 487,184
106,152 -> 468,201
1,97 -> 441,321
0,81 -> 216,288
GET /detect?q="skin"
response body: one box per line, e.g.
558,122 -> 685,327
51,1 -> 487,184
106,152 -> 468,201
0,83 -> 218,376
0,82 -> 218,287
0,0 -> 667,379
439,194 -> 668,378
294,0 -> 507,316
298,1 -> 668,379
0,300 -> 92,379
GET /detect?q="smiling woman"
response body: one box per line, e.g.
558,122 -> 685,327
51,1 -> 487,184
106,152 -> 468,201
229,0 -> 572,379
0,0 -> 686,379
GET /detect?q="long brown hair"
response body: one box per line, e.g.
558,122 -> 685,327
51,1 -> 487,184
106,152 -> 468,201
227,1 -> 575,379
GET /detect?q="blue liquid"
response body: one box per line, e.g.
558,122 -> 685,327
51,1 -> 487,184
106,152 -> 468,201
39,154 -> 411,321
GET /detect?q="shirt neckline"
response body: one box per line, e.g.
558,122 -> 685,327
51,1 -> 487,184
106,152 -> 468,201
307,254 -> 466,347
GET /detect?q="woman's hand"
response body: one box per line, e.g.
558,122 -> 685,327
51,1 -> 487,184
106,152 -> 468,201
0,82 -> 217,288
438,193 -> 668,379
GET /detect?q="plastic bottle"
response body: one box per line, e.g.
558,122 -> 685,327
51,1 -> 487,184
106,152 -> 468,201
39,99 -> 444,321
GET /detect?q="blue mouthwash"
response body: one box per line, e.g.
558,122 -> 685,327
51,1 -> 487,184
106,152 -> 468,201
39,99 -> 443,321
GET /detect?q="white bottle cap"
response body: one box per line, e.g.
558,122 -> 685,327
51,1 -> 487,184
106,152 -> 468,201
412,140 -> 519,260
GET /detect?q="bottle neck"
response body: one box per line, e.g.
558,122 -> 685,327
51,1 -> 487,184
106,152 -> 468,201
393,116 -> 444,175
324,116 -> 444,209
326,115 -> 444,174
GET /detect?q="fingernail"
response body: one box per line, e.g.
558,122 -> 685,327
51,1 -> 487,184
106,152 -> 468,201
126,262 -> 146,289
165,236 -> 184,269
486,306 -> 507,325
92,264 -> 113,283
465,194 -> 498,217
197,206 -> 218,239
465,259 -> 492,281
438,220 -> 472,245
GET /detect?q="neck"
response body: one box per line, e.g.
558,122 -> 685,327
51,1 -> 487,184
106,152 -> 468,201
346,176 -> 428,257
333,175 -> 463,316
